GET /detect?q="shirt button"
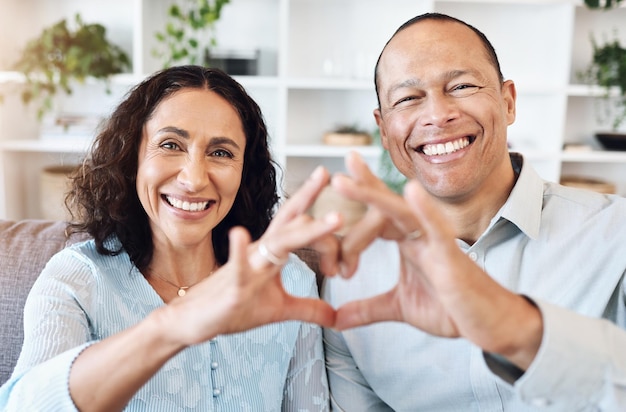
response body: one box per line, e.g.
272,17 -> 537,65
468,252 -> 478,261
211,361 -> 219,369
213,388 -> 222,397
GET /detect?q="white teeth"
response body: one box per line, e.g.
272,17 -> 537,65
423,137 -> 470,156
166,196 -> 209,212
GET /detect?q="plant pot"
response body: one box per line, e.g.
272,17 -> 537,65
560,175 -> 616,194
323,132 -> 372,146
40,165 -> 78,221
309,186 -> 367,236
595,132 -> 626,151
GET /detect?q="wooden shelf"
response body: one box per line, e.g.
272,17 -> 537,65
0,138 -> 92,153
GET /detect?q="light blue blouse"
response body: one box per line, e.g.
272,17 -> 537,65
0,238 -> 329,411
323,153 -> 626,411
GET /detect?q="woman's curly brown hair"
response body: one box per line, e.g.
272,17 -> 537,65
66,65 -> 279,269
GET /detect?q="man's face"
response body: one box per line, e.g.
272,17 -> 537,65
374,20 -> 516,203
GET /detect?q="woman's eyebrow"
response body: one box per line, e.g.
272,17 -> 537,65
209,136 -> 242,151
156,126 -> 189,138
155,127 -> 242,150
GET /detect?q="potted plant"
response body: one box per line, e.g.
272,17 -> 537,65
584,0 -> 624,10
579,31 -> 626,149
323,124 -> 373,146
153,0 -> 230,68
12,13 -> 131,120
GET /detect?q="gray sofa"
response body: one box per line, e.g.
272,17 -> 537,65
0,219 -> 322,385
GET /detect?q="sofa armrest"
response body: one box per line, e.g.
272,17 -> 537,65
0,219 -> 77,385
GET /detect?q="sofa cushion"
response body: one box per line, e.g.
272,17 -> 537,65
0,219 -> 76,385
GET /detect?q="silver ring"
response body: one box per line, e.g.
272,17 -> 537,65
258,243 -> 288,266
404,229 -> 423,241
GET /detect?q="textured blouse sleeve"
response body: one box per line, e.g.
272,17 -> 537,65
0,249 -> 97,411
281,283 -> 330,411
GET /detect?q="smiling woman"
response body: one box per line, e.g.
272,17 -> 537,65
0,65 -> 340,411
136,88 -> 246,249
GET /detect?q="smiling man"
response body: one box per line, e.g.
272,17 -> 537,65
322,13 -> 626,411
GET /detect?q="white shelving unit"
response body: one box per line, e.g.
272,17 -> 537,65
1,0 -> 625,220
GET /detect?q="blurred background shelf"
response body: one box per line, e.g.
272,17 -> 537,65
1,0 -> 625,220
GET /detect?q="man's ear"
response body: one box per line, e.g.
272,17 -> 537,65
373,108 -> 390,150
501,80 -> 517,126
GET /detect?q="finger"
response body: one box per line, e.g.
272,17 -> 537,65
308,235 -> 341,276
333,171 -> 423,243
344,151 -> 388,190
271,166 -> 330,227
333,290 -> 398,330
333,172 -> 415,241
229,226 -> 252,264
258,212 -> 343,266
282,296 -> 336,328
336,207 -> 386,277
403,181 -> 455,242
247,227 -> 286,272
333,174 -> 405,217
332,152 -> 408,218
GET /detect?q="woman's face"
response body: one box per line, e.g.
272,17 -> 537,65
136,88 -> 246,249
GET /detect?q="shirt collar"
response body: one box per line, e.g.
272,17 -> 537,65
496,152 -> 543,240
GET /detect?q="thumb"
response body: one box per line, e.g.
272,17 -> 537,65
282,295 -> 337,328
334,289 -> 397,330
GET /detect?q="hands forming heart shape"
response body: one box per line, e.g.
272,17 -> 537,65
173,151 -> 541,370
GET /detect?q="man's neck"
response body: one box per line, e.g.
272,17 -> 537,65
438,159 -> 517,245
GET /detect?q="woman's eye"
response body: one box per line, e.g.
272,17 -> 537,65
161,141 -> 181,151
211,149 -> 234,158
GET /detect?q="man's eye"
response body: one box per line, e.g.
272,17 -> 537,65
394,95 -> 418,106
451,84 -> 480,96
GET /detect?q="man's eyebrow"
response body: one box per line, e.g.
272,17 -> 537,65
387,78 -> 422,97
386,70 -> 476,97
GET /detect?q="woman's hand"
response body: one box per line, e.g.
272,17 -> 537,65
159,166 -> 343,346
251,165 -> 344,276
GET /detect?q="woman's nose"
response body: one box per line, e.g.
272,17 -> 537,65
177,156 -> 209,192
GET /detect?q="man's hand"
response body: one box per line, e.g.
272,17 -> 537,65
330,152 -> 543,370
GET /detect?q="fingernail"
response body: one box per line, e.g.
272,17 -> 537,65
339,262 -> 349,278
311,166 -> 325,181
324,212 -> 341,225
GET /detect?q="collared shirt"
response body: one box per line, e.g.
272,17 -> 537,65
0,238 -> 329,411
323,153 -> 626,411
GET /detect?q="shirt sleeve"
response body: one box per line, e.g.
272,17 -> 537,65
323,326 -> 394,411
282,280 -> 330,412
0,250 -> 97,410
486,296 -> 626,410
0,344 -> 91,411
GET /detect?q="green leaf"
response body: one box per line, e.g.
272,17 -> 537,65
11,12 -> 131,120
